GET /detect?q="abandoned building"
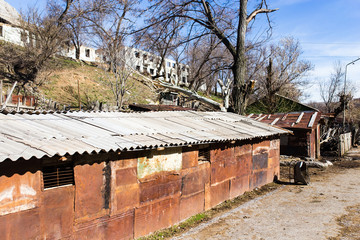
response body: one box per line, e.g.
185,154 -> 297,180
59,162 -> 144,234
248,111 -> 321,159
0,110 -> 287,239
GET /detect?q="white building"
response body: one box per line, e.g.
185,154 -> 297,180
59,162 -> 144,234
123,46 -> 190,86
59,45 -> 98,62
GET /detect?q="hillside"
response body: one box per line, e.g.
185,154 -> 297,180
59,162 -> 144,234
38,58 -> 158,109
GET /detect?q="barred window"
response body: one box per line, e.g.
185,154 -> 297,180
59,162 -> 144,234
43,163 -> 74,189
198,148 -> 210,161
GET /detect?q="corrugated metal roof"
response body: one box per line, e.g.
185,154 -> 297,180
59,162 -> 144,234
0,111 -> 289,162
247,111 -> 321,129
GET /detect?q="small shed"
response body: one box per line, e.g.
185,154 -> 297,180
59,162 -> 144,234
0,110 -> 288,239
248,111 -> 321,159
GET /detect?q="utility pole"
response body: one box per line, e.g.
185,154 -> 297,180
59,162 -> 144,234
343,57 -> 360,130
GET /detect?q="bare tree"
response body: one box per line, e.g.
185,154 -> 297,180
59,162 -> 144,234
0,0 -> 75,92
320,61 -> 344,113
82,0 -> 136,108
136,0 -> 278,114
253,37 -> 312,113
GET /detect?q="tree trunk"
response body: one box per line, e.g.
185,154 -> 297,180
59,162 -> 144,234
232,0 -> 248,115
75,46 -> 80,60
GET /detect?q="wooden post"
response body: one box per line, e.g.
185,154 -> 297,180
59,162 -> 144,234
1,81 -> 17,110
77,78 -> 81,111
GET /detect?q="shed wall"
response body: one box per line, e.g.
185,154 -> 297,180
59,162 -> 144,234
0,137 -> 280,239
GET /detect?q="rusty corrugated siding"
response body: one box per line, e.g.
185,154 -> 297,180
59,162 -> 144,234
248,111 -> 321,129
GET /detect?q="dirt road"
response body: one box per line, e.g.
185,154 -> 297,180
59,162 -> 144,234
173,149 -> 360,240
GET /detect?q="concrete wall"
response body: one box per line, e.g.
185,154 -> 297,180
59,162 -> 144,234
0,137 -> 280,239
339,132 -> 352,156
59,45 -> 97,62
0,23 -> 25,46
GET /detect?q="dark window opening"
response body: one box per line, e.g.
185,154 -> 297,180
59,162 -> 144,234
85,49 -> 90,58
43,163 -> 74,189
136,65 -> 140,71
143,54 -> 147,60
167,73 -> 171,79
198,148 -> 210,161
135,51 -> 140,58
21,31 -> 27,42
0,26 -> 3,37
150,68 -> 154,75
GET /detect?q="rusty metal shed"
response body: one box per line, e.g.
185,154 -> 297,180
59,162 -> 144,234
0,110 -> 289,239
248,111 -> 321,158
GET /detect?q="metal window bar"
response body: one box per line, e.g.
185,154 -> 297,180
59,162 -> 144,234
198,148 -> 210,161
43,165 -> 74,189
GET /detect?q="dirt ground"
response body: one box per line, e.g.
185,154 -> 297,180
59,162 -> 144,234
172,148 -> 360,240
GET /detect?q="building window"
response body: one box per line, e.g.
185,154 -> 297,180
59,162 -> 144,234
168,73 -> 171,79
167,62 -> 171,67
85,49 -> 90,58
42,162 -> 74,189
198,147 -> 210,161
173,63 -> 176,68
150,69 -> 154,75
21,31 -> 27,42
136,65 -> 140,71
135,51 -> 140,58
143,54 -> 147,60
0,26 -> 3,37
182,76 -> 186,82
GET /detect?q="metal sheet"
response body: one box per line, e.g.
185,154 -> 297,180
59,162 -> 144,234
0,111 -> 288,162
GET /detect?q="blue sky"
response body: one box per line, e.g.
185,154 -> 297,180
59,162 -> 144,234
8,0 -> 360,103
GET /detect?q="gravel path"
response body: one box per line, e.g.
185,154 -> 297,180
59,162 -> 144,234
174,149 -> 360,240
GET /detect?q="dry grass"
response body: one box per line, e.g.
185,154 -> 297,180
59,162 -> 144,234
39,59 -> 158,108
329,204 -> 360,240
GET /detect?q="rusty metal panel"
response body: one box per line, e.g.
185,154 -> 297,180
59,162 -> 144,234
182,148 -> 198,169
134,196 -> 180,238
250,170 -> 268,189
252,153 -> 268,170
253,140 -> 270,155
181,163 -> 210,197
235,152 -> 252,178
0,160 -> 41,216
74,161 -> 108,222
139,174 -> 181,204
230,175 -> 250,199
210,145 -> 234,163
0,208 -> 41,240
110,158 -> 139,214
209,180 -> 230,208
137,148 -> 182,179
74,210 -> 134,240
180,191 -> 204,220
40,186 -> 74,239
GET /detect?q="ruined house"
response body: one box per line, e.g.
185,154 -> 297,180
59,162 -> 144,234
248,111 -> 321,159
0,110 -> 287,239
